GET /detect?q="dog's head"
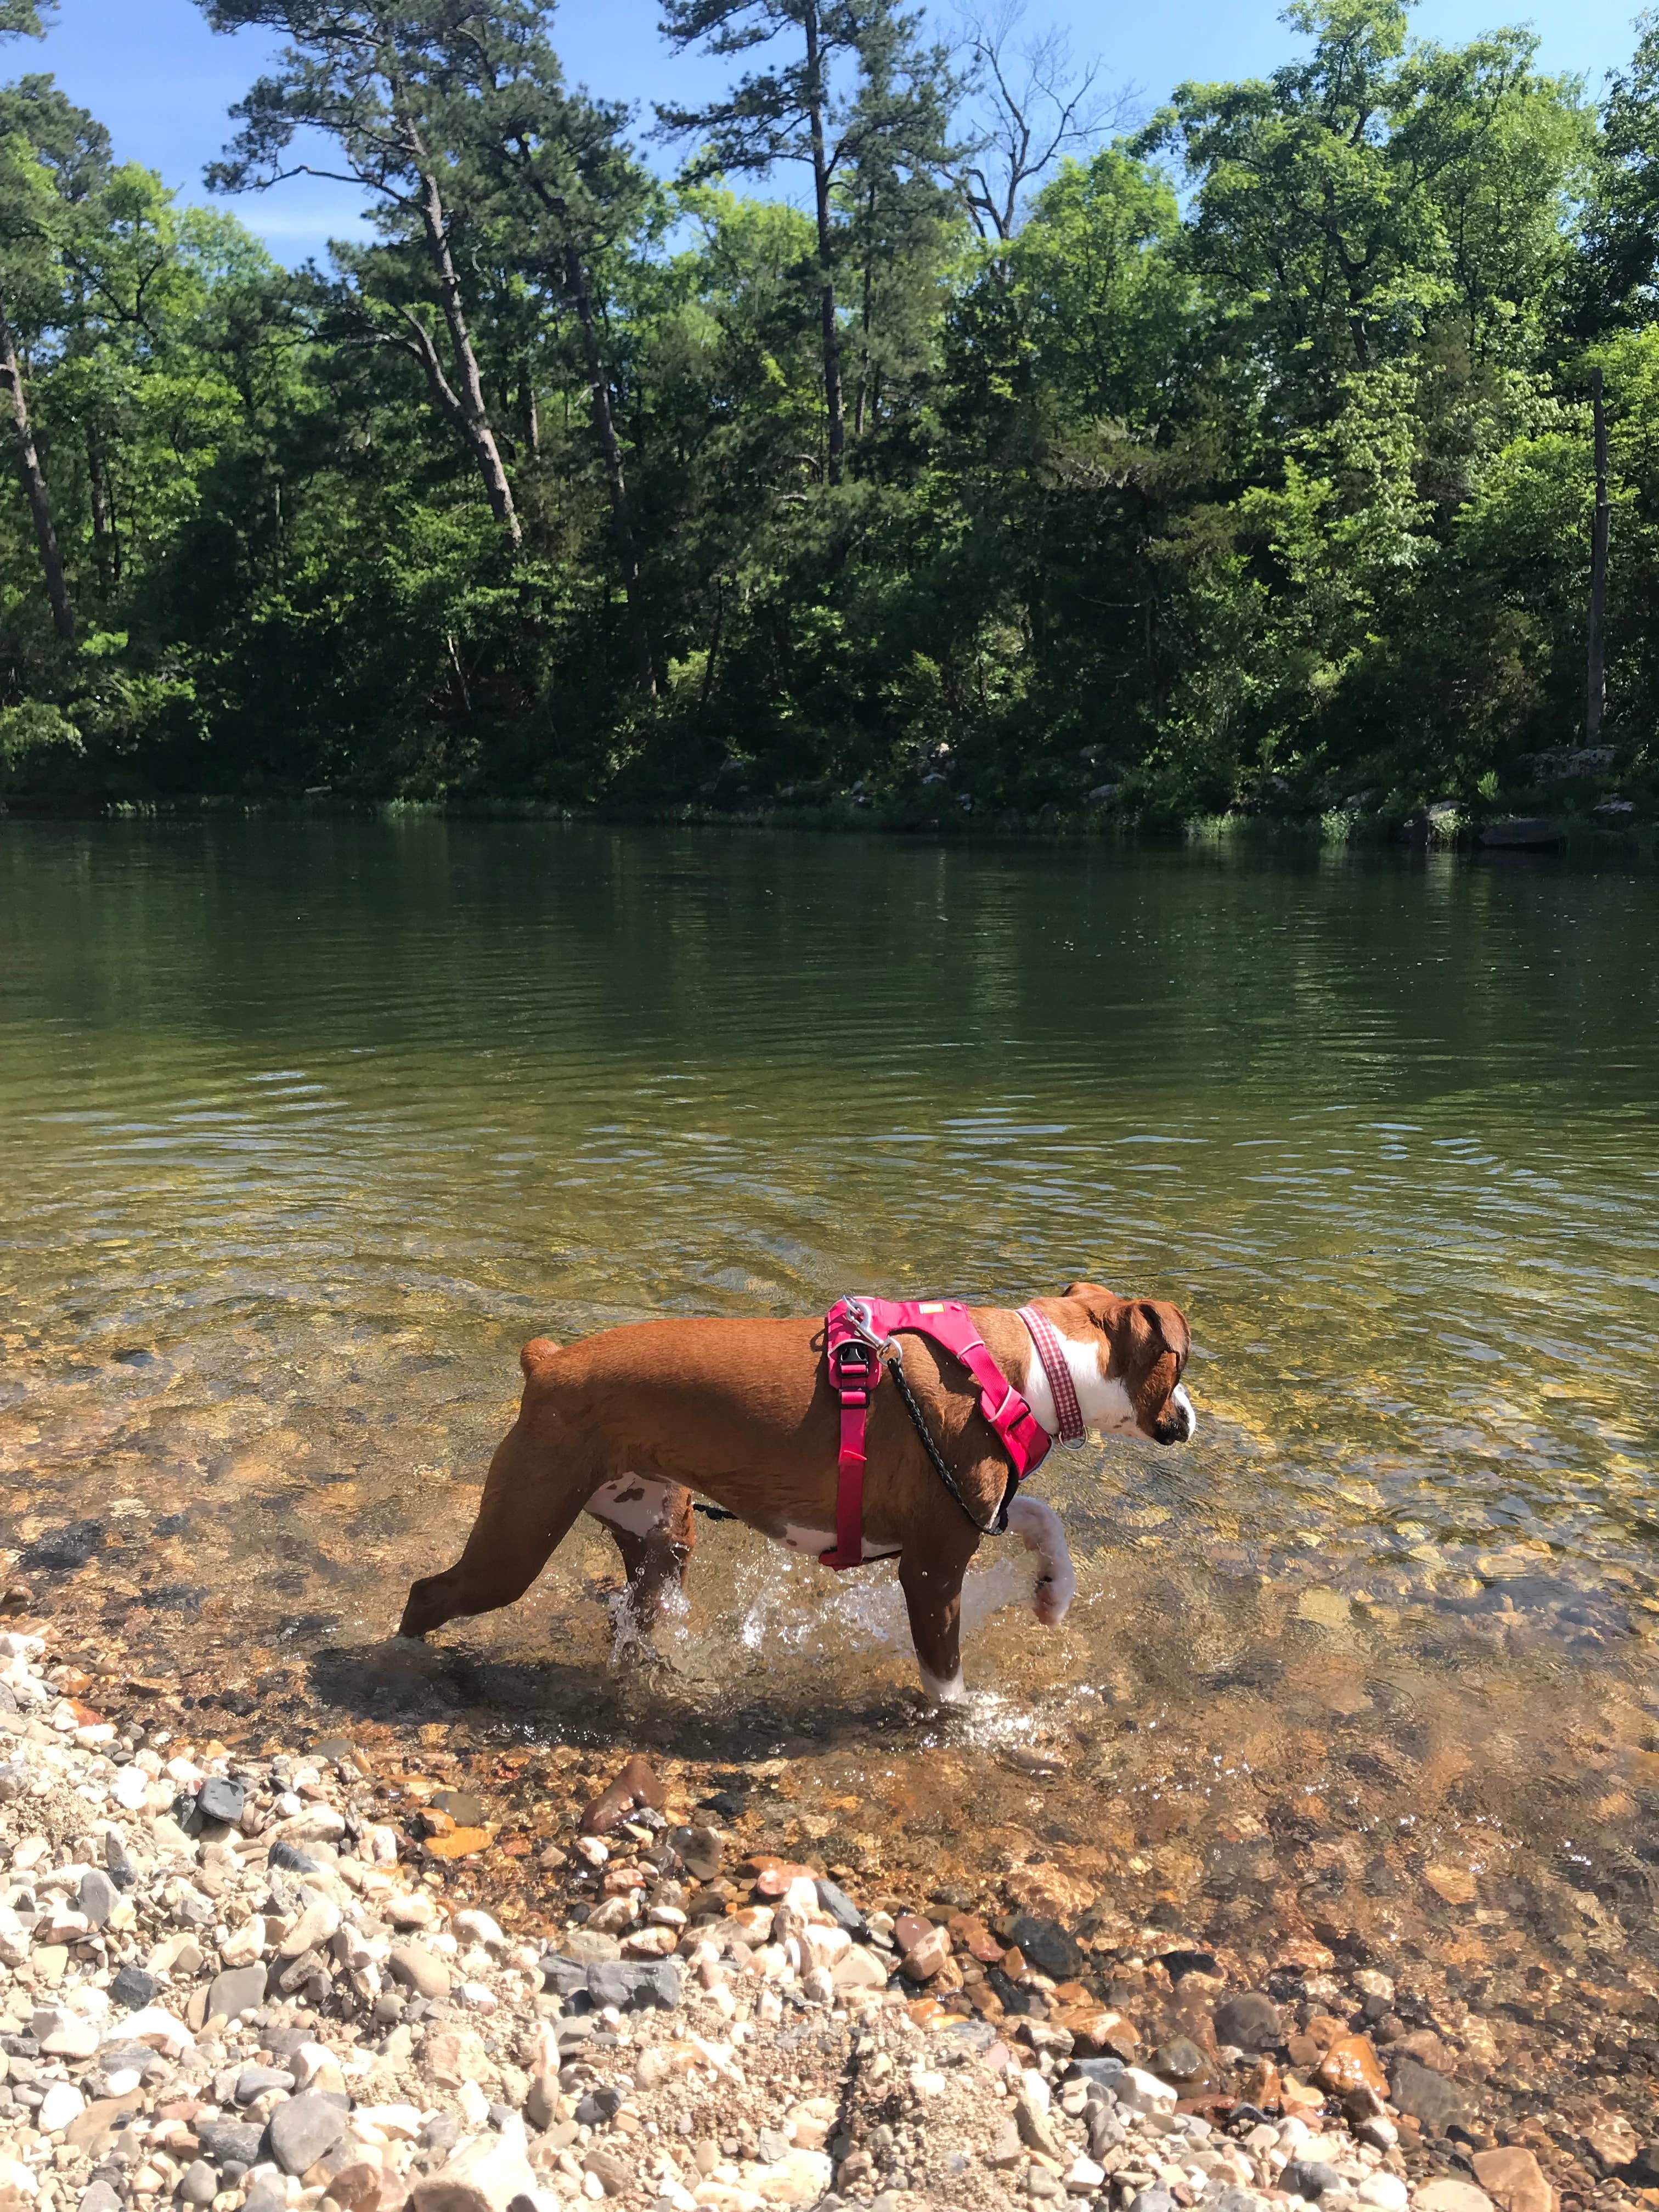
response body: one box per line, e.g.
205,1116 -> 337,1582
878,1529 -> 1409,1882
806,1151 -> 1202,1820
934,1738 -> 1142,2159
1060,1279 -> 1195,1445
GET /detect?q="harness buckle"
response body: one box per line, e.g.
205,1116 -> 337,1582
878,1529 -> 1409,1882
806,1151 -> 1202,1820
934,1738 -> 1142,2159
827,1334 -> 883,1404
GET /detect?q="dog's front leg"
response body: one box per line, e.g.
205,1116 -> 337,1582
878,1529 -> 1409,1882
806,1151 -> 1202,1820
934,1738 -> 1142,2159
899,1547 -> 969,1705
1004,1494 -> 1076,1627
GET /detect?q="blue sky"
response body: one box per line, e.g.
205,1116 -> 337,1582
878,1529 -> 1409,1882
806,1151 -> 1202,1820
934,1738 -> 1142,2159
19,0 -> 1652,266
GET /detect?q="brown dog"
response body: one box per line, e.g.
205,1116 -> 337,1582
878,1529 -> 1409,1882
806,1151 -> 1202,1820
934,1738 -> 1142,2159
398,1282 -> 1194,1701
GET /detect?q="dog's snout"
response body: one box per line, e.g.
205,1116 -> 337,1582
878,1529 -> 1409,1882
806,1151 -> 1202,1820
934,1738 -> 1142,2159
1153,1383 -> 1197,1446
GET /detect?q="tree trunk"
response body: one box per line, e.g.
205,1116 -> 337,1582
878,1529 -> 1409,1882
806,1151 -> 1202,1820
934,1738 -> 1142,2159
88,424 -> 118,594
1586,365 -> 1610,741
855,181 -> 875,438
802,1 -> 847,484
0,288 -> 75,644
409,151 -> 522,550
566,244 -> 656,697
520,366 -> 540,462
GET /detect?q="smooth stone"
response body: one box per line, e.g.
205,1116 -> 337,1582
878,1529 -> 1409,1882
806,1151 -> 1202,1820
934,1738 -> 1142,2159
178,2159 -> 218,2205
1153,2035 -> 1207,2083
38,2081 -> 86,2134
1115,2068 -> 1179,2114
108,1965 -> 156,2010
1283,2160 -> 1343,2199
573,2088 -> 622,2128
899,1926 -> 951,1982
409,2128 -> 537,2212
1005,1913 -> 1082,1981
196,1777 -> 246,1826
579,1754 -> 666,1837
77,2187 -> 122,2212
557,1929 -> 620,1966
431,1790 -> 486,1827
207,1963 -> 269,2023
1471,2148 -> 1551,2212
814,1877 -> 865,1935
1413,2186 -> 1494,2212
64,2099 -> 134,2155
268,1839 -> 323,1875
1389,2057 -> 1470,2135
389,1944 -> 452,2000
1358,2178 -> 1409,2211
234,2064 -> 295,2104
77,1869 -> 118,1927
1212,1993 -> 1282,2051
585,1959 -> 680,2011
267,2089 -> 349,2175
581,2147 -> 632,2197
199,2120 -> 266,2168
1067,2057 -> 1126,2087
1128,2192 -> 1176,2212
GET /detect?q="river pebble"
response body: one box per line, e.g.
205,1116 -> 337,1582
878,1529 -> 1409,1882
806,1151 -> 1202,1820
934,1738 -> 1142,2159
0,1628 -> 1638,2212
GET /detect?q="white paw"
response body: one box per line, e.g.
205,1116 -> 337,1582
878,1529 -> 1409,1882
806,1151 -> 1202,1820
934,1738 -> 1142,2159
917,1662 -> 967,1705
1006,1494 -> 1076,1626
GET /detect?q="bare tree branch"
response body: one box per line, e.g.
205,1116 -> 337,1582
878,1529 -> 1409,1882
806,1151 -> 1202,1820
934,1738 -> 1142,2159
953,0 -> 1141,244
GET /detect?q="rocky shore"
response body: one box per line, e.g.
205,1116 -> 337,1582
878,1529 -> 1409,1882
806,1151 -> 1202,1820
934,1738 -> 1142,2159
0,1627 -> 1651,2212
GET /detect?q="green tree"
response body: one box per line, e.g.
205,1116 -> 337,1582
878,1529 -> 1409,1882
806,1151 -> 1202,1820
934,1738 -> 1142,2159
658,0 -> 957,484
1575,12 -> 1659,334
0,12 -> 98,642
199,0 -> 526,549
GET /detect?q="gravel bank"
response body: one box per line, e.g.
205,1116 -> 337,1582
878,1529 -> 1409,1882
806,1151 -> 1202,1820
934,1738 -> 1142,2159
0,1629 -> 1645,2212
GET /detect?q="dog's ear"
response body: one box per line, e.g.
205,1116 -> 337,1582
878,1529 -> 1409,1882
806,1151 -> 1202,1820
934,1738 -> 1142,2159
1061,1279 -> 1115,1303
1138,1300 -> 1191,1373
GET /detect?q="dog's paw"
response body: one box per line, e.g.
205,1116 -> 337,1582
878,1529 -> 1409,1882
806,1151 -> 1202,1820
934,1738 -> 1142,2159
1031,1572 -> 1070,1628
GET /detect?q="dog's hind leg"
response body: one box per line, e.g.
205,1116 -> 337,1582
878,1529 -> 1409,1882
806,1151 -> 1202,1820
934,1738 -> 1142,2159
586,1477 -> 696,1635
398,1344 -> 600,1638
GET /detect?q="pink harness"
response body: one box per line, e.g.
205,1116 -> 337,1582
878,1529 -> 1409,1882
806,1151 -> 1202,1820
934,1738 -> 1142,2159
821,1294 -> 1086,1570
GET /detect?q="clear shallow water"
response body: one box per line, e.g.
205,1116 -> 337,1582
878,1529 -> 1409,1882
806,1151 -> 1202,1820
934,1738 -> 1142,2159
3,821 -> 1658,1982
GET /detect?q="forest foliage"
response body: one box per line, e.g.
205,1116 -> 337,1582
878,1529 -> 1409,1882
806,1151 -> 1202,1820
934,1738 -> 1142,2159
2,0 -> 1657,830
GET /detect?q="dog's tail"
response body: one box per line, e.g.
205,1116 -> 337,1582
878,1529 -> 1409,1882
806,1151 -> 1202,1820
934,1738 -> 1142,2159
520,1335 -> 563,1376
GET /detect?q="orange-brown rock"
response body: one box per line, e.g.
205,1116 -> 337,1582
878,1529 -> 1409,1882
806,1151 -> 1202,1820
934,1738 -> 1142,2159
425,1826 -> 489,1859
419,1808 -> 457,1838
754,1862 -> 818,1898
968,1985 -> 1006,2021
579,1755 -> 667,1836
900,1926 -> 952,1982
1054,2005 -> 1141,2059
1472,2148 -> 1553,2212
1003,1864 -> 1097,1921
1280,2073 -> 1326,2116
1001,1944 -> 1028,1980
1425,1864 -> 1479,1906
894,1914 -> 933,1954
947,1914 -> 1005,1964
906,1996 -> 945,2028
1273,1934 -> 1336,1973
1316,2034 -> 1388,2100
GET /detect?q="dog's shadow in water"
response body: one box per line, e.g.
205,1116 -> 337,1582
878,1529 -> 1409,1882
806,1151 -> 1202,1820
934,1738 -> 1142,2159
304,1633 -> 931,1763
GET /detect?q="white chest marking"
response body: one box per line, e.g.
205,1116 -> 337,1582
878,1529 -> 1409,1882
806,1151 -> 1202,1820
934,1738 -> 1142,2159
1020,1329 -> 1139,1437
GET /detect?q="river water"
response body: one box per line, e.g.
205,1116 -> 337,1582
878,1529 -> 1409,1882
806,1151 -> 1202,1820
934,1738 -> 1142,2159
3,821 -> 1658,2055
